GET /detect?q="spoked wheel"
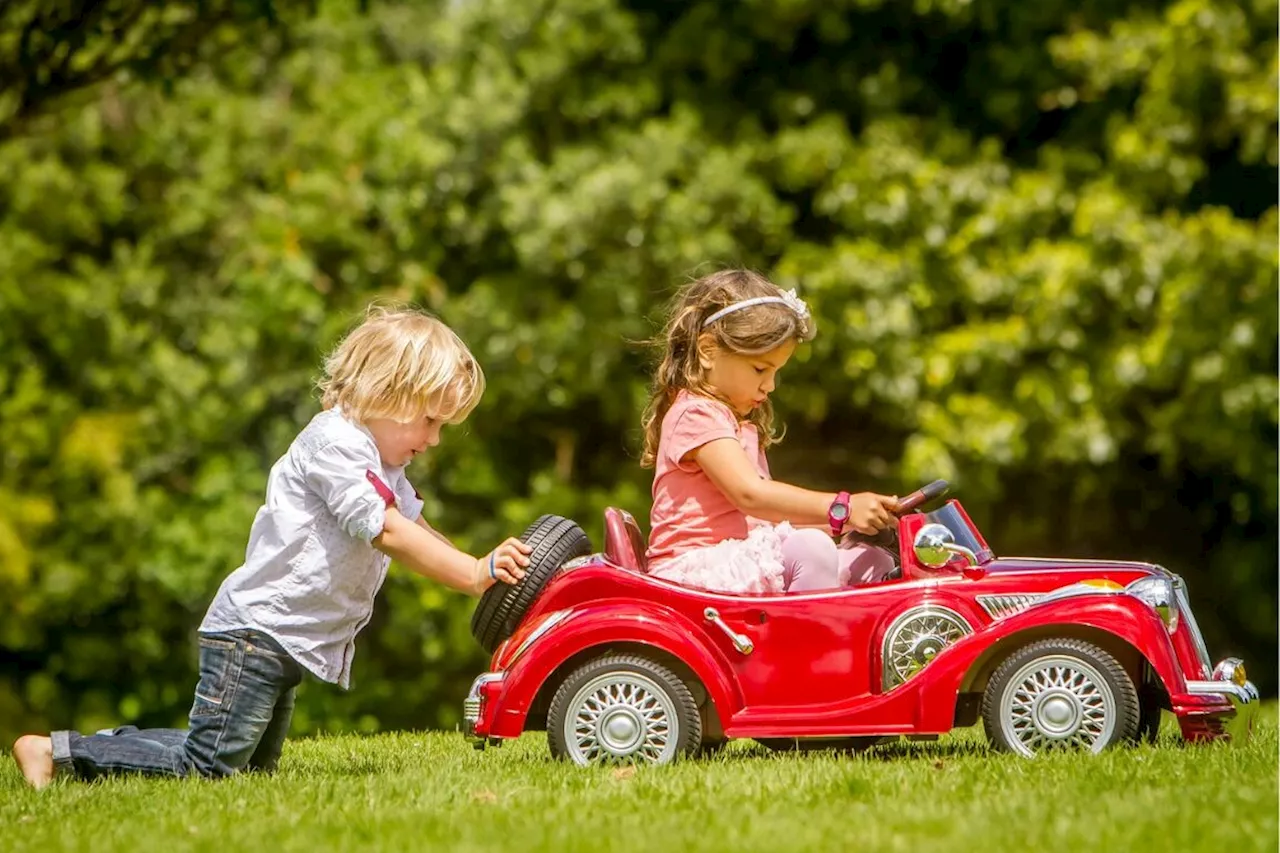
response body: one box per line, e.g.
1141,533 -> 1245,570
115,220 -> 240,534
982,638 -> 1139,757
547,654 -> 701,766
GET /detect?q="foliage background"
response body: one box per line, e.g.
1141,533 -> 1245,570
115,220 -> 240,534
0,0 -> 1275,743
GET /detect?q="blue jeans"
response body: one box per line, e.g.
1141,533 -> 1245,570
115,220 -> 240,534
51,628 -> 303,779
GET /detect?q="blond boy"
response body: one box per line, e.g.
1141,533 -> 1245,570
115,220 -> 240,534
13,307 -> 529,786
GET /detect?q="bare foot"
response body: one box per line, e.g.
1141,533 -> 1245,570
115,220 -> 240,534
12,735 -> 55,789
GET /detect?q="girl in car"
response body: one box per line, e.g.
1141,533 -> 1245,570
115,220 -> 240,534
641,269 -> 898,594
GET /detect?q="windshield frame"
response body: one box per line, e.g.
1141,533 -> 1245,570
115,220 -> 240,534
922,501 -> 994,565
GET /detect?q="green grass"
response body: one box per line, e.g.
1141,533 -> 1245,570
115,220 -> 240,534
3,708 -> 1276,853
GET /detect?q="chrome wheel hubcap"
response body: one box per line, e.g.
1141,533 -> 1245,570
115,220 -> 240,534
1035,691 -> 1081,734
599,708 -> 643,752
884,608 -> 972,688
1000,655 -> 1116,756
564,672 -> 678,765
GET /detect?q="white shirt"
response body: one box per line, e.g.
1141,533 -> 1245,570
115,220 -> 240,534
200,408 -> 423,688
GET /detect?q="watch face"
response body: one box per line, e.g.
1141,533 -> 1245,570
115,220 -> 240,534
831,504 -> 849,520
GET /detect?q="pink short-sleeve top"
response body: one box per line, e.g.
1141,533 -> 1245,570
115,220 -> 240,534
646,391 -> 771,569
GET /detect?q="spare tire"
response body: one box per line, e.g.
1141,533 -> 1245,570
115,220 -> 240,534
470,514 -> 592,653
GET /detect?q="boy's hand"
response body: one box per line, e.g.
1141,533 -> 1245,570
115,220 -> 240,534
473,537 -> 533,595
845,492 -> 898,535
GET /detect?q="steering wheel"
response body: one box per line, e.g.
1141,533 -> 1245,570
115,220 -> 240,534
840,479 -> 951,563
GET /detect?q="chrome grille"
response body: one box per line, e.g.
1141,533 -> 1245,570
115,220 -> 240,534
463,697 -> 481,727
1172,574 -> 1212,679
463,672 -> 504,738
976,593 -> 1045,619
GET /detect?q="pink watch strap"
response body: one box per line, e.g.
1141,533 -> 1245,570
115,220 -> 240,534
829,490 -> 850,537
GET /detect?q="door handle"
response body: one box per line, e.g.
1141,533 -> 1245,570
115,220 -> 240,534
704,607 -> 753,655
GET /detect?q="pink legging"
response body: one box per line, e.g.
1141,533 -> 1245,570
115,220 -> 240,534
781,528 -> 896,592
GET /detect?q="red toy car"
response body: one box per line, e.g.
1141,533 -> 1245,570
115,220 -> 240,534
465,481 -> 1258,764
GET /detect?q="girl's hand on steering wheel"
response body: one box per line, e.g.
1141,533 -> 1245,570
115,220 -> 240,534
845,492 -> 899,535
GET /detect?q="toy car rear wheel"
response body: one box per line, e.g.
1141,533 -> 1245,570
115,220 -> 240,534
470,514 -> 591,653
982,638 -> 1139,757
547,654 -> 702,766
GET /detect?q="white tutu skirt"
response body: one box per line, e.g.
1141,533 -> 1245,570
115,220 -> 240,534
648,522 -> 795,594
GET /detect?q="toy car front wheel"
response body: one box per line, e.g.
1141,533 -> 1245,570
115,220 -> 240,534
982,638 -> 1139,757
547,654 -> 702,766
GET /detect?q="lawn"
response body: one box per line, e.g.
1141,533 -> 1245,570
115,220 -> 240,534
3,708 -> 1276,853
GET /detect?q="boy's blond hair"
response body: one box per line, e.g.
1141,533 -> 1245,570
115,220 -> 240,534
318,305 -> 485,424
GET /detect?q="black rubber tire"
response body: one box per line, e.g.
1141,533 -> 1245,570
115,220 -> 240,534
547,653 -> 702,765
981,637 -> 1140,756
755,737 -> 880,754
470,514 -> 591,653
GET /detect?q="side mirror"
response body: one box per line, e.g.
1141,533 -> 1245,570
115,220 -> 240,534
912,523 -> 978,568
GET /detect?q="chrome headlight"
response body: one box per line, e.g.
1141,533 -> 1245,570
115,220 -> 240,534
1126,576 -> 1179,633
1212,657 -> 1249,688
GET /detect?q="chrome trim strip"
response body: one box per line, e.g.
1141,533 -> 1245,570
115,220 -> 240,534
508,610 -> 573,665
1034,582 -> 1124,606
1171,574 -> 1212,679
1185,680 -> 1260,703
976,593 -> 1046,619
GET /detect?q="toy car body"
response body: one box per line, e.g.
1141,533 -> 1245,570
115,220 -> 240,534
464,495 -> 1258,764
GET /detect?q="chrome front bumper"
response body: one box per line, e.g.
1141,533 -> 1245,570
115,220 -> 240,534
1183,657 -> 1260,742
463,672 -> 504,745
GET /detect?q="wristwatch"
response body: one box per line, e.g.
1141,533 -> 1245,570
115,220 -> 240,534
828,491 -> 851,538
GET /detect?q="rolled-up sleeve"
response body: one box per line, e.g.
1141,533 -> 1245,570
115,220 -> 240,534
303,440 -> 394,542
391,472 -> 425,523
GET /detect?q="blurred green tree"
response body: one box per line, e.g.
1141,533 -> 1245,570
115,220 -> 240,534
0,0 -> 326,139
0,0 -> 1273,744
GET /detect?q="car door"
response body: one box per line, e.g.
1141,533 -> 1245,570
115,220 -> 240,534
703,582 -> 907,714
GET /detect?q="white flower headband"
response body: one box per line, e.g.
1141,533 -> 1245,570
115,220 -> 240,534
701,288 -> 811,328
